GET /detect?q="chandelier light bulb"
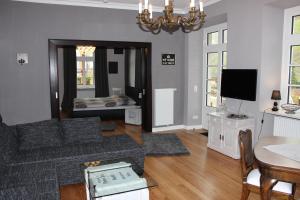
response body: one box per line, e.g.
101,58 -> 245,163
139,1 -> 143,14
200,1 -> 204,12
145,0 -> 149,9
149,4 -> 153,19
165,0 -> 169,6
190,0 -> 195,8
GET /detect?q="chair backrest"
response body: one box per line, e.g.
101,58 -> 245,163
239,129 -> 254,178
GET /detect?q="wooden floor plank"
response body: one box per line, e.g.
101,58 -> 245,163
60,121 -> 299,200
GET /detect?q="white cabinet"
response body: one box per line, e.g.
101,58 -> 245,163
207,112 -> 255,159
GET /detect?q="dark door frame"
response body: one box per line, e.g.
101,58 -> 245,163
48,39 -> 152,132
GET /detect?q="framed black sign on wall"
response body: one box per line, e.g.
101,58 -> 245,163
162,54 -> 175,65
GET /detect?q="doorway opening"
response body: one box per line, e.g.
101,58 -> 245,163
49,39 -> 152,132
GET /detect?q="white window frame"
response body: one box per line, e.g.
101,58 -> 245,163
203,23 -> 227,108
202,23 -> 227,129
77,55 -> 95,89
281,6 -> 300,104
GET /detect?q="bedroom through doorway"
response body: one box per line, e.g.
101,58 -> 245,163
49,40 -> 152,132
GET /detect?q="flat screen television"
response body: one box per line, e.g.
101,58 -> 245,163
221,69 -> 257,101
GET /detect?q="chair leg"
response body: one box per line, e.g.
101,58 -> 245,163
241,184 -> 250,200
287,195 -> 294,200
288,183 -> 296,200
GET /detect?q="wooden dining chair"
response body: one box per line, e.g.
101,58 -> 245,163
238,129 -> 296,200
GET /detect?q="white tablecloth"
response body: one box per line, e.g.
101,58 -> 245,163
264,144 -> 300,162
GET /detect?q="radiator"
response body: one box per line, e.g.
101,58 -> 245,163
274,116 -> 300,138
154,88 -> 176,126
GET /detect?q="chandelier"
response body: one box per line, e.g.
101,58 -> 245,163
137,0 -> 206,34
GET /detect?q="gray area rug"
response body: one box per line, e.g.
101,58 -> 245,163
101,122 -> 117,131
142,133 -> 190,156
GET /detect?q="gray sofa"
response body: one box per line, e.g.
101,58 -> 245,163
0,116 -> 145,200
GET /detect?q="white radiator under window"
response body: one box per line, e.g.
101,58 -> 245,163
274,116 -> 300,138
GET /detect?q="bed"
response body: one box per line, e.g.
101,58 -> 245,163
72,95 -> 140,119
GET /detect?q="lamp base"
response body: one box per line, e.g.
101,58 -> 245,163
272,102 -> 278,112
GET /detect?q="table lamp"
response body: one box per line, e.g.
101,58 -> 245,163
271,90 -> 281,111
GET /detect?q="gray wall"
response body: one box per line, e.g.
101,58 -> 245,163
184,1 -> 227,126
107,48 -> 125,96
0,0 -> 185,126
1,0 -> 298,134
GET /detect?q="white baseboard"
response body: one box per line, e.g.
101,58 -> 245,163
152,125 -> 185,132
184,125 -> 203,130
152,124 -> 203,132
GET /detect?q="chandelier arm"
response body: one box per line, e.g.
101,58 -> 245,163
138,24 -> 153,32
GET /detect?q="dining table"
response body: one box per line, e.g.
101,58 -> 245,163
254,136 -> 300,200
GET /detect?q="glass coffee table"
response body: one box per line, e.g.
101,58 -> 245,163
82,158 -> 157,200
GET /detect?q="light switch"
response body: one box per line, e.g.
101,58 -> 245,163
194,85 -> 198,93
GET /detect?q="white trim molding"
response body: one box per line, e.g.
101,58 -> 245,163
152,124 -> 203,132
12,0 -> 222,14
152,125 -> 185,133
281,6 -> 300,104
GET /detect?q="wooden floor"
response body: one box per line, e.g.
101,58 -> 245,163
60,121 -> 300,200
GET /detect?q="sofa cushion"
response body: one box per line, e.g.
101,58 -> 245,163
0,126 -> 8,172
12,135 -> 141,165
16,119 -> 63,151
1,125 -> 18,161
0,163 -> 59,200
61,117 -> 102,145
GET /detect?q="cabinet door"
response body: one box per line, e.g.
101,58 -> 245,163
208,116 -> 222,147
222,120 -> 236,153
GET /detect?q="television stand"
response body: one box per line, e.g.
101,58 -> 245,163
208,112 -> 255,159
227,113 -> 248,119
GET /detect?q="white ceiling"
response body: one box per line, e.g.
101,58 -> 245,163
13,0 -> 222,14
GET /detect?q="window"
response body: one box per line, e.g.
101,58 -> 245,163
207,32 -> 219,45
282,7 -> 300,104
223,30 -> 228,44
76,46 -> 96,89
292,15 -> 300,34
203,24 -> 228,108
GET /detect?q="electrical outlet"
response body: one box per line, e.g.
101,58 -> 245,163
192,115 -> 199,120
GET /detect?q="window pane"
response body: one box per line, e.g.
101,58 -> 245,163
208,66 -> 218,80
207,94 -> 217,107
223,30 -> 228,44
292,16 -> 300,34
77,73 -> 83,85
208,32 -> 219,45
222,51 -> 227,66
76,46 -> 95,57
207,53 -> 219,66
288,86 -> 300,104
77,61 -> 83,73
207,80 -> 218,94
85,61 -> 94,86
291,46 -> 300,65
290,66 -> 300,85
77,61 -> 84,85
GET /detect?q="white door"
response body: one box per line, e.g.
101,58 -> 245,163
202,23 -> 228,129
208,115 -> 222,148
222,120 -> 236,154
